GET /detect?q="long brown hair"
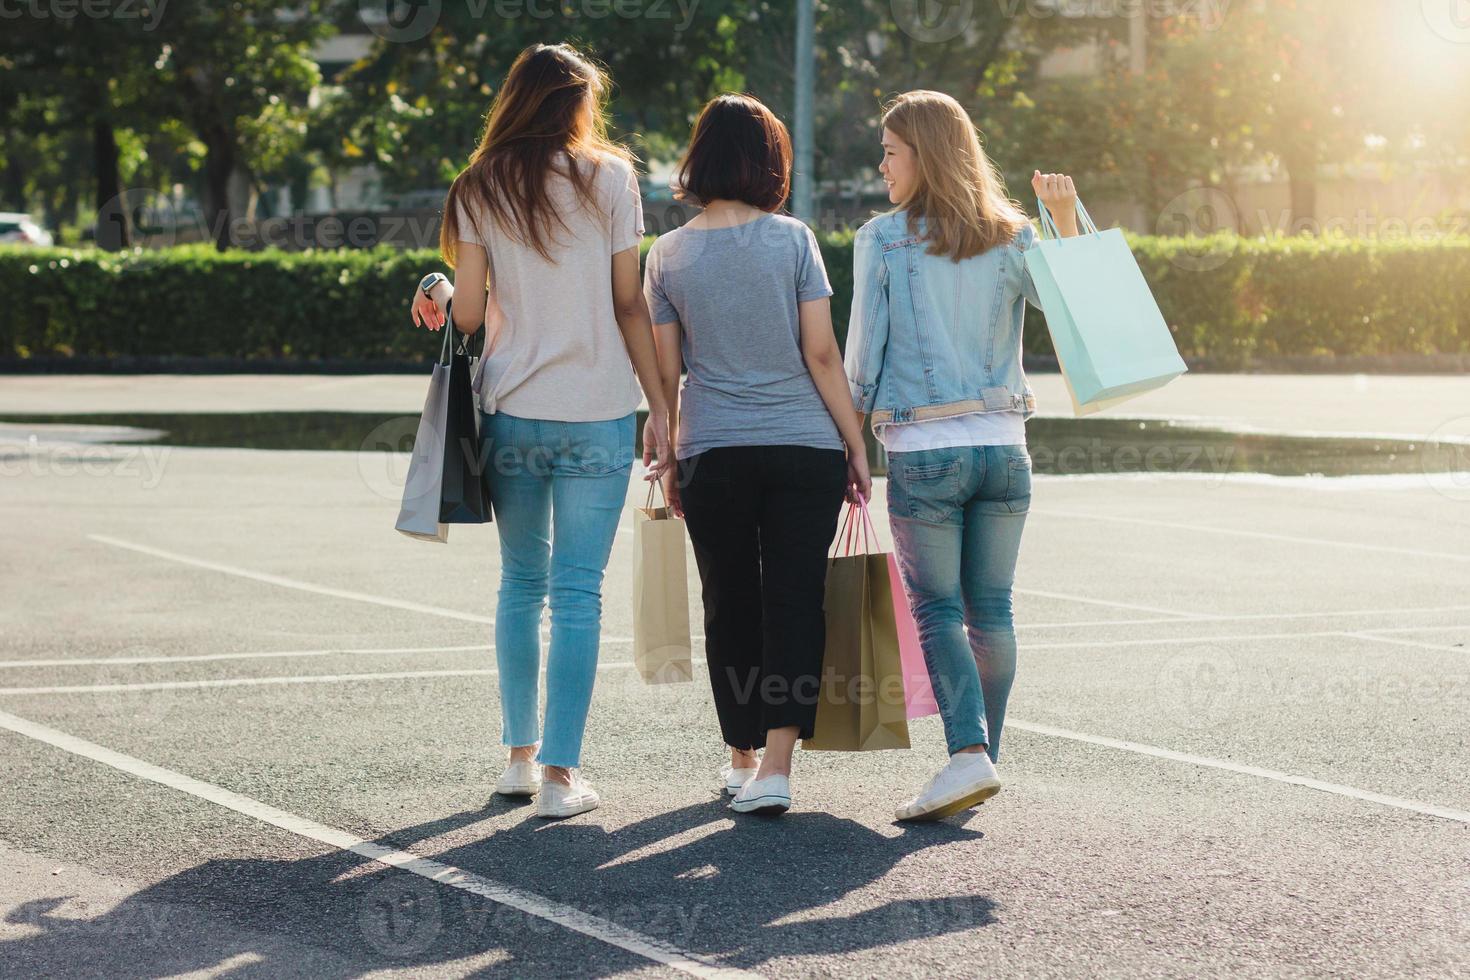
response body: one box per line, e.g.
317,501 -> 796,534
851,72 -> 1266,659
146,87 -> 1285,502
881,90 -> 1028,261
440,43 -> 633,265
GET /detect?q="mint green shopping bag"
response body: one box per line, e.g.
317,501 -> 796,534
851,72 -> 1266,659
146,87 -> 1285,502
1024,197 -> 1187,415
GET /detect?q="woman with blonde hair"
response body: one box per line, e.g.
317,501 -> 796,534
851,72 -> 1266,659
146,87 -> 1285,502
844,89 -> 1080,821
408,43 -> 672,819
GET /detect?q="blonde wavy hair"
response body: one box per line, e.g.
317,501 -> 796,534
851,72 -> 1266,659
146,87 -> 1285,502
881,90 -> 1029,261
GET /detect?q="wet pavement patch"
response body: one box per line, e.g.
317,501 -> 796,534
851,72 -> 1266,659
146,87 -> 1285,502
2,412 -> 1467,478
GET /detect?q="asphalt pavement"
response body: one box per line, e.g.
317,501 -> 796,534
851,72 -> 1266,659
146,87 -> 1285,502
2,375 -> 1469,977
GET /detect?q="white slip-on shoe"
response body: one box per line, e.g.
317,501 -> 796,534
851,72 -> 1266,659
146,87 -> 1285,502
537,770 -> 600,819
895,752 -> 1001,822
731,774 -> 791,815
720,766 -> 758,796
495,760 -> 542,797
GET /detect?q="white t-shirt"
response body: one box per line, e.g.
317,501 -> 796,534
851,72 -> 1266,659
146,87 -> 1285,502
876,410 -> 1027,452
453,152 -> 644,422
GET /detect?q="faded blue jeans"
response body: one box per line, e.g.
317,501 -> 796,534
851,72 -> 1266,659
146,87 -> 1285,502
886,443 -> 1031,761
482,410 -> 635,768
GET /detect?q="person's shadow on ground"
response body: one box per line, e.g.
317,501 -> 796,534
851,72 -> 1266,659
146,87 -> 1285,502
0,794 -> 997,977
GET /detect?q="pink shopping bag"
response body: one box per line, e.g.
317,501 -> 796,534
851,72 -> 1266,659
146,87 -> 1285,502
840,496 -> 939,722
887,551 -> 939,720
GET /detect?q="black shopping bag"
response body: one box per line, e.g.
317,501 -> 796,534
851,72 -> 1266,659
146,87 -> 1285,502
440,326 -> 493,525
396,316 -> 492,542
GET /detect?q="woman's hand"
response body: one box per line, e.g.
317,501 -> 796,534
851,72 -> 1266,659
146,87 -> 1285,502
411,281 -> 447,331
1032,170 -> 1077,213
846,447 -> 872,506
660,465 -> 683,519
1032,170 -> 1080,237
642,410 -> 672,481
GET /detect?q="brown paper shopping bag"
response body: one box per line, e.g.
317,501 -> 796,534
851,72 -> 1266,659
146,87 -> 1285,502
631,481 -> 693,684
803,499 -> 910,752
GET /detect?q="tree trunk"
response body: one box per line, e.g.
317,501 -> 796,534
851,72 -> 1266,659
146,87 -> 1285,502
92,117 -> 128,251
226,164 -> 255,225
202,125 -> 236,251
1283,147 -> 1318,232
1,157 -> 24,212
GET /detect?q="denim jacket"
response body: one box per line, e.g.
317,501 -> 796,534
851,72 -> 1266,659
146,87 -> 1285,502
844,209 -> 1042,427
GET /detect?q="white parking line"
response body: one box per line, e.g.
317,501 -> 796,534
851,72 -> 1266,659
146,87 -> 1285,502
90,532 -> 1466,653
1014,588 -> 1209,619
5,671 -> 1465,834
4,622 -> 1456,686
1341,631 -> 1469,655
1361,623 -> 1470,635
1021,626 -> 1470,652
0,638 -> 641,670
1033,509 -> 1470,563
0,708 -> 760,980
88,534 -> 497,625
9,622 -> 1466,697
1016,603 -> 1470,631
0,657 -> 707,696
1020,628 -> 1340,651
1008,719 -> 1470,825
5,625 -> 1464,693
0,644 -> 495,669
0,668 -> 502,695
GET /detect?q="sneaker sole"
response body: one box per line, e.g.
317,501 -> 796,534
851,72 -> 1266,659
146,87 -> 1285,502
496,784 -> 540,797
537,798 -> 599,819
730,795 -> 791,815
897,779 -> 1001,822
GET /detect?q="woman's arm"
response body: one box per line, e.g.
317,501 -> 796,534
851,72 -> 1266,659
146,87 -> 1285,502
650,319 -> 683,514
611,246 -> 672,479
409,242 -> 492,337
843,225 -> 890,416
799,296 -> 872,504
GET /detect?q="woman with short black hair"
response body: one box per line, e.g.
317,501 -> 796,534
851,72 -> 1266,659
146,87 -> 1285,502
645,94 -> 871,816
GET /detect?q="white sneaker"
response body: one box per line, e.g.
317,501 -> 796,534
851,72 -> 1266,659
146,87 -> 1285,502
731,774 -> 791,815
895,752 -> 1001,822
720,765 -> 758,796
495,760 -> 542,797
537,771 -> 600,819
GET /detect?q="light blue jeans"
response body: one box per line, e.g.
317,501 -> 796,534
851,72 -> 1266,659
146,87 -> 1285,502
886,443 -> 1031,761
482,410 -> 635,768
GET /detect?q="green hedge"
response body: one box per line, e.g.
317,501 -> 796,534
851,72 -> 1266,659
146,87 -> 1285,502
2,232 -> 1467,368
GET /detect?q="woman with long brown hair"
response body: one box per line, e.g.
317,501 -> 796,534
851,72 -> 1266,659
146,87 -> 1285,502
844,90 -> 1080,821
409,43 -> 672,819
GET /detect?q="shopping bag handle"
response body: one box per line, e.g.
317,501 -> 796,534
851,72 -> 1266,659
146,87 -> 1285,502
831,493 -> 879,558
1036,195 -> 1100,241
644,476 -> 669,512
438,299 -> 487,367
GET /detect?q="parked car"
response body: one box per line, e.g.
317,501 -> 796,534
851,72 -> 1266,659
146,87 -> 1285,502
0,212 -> 54,246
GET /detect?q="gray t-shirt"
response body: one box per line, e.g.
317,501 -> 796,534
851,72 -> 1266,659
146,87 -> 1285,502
644,213 -> 843,460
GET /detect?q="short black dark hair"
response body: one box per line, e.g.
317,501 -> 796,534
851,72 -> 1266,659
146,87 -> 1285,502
675,94 -> 792,212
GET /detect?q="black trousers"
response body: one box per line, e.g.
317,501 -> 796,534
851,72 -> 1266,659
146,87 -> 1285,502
677,445 -> 848,749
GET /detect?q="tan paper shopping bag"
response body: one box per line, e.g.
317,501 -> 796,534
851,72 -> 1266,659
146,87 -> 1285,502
631,481 -> 693,684
803,501 -> 911,752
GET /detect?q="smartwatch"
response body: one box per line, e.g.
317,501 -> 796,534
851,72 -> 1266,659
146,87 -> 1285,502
419,272 -> 448,295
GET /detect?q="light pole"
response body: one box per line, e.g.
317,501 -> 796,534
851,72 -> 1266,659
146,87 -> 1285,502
792,0 -> 815,224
